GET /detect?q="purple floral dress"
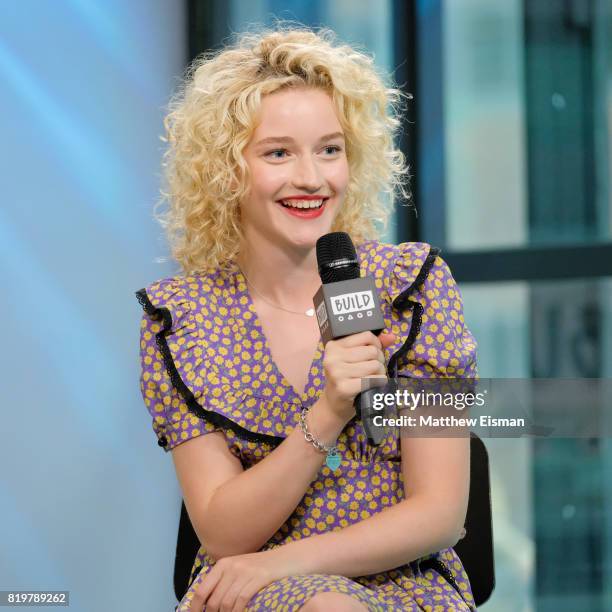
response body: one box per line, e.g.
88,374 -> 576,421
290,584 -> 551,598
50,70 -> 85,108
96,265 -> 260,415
136,240 -> 479,611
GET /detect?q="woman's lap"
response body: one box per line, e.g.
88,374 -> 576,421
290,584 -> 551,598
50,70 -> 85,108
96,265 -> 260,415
244,574 -> 388,611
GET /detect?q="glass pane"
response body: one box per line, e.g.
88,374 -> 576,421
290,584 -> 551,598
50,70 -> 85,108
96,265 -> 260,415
461,277 -> 612,610
443,0 -> 612,251
530,276 -> 612,610
462,282 -> 533,611
228,0 -> 392,80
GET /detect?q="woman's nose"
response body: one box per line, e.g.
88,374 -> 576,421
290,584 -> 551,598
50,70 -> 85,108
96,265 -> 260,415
292,155 -> 323,191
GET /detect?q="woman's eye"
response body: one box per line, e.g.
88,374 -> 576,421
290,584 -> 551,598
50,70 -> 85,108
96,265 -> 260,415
265,149 -> 288,159
265,145 -> 342,159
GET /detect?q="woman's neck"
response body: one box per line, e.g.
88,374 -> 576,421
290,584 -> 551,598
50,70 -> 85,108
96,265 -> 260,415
236,240 -> 321,306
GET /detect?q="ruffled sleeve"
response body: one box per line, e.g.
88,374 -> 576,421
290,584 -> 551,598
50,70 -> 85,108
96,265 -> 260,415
385,242 -> 478,379
136,277 -> 222,452
135,272 -> 308,450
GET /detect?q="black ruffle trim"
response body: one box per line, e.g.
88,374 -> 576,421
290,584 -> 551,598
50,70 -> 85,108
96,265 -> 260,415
386,246 -> 441,378
392,246 -> 441,311
136,244 -> 441,449
419,557 -> 469,604
136,288 -> 284,450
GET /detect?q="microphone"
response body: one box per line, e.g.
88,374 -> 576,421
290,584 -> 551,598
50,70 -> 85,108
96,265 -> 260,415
313,232 -> 388,446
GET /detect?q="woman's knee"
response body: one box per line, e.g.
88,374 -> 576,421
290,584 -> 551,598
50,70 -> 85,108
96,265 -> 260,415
300,591 -> 369,612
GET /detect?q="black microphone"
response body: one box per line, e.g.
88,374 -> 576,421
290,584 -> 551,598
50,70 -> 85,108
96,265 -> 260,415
313,232 -> 387,446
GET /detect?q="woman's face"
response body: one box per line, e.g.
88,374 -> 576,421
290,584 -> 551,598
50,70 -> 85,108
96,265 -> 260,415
240,87 -> 349,253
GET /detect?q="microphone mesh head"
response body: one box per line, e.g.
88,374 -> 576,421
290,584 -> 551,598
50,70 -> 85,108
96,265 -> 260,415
316,232 -> 360,283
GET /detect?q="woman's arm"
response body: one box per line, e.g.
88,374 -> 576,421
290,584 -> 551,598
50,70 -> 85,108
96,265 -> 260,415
174,330 -> 394,562
268,434 -> 470,577
175,392 -> 349,562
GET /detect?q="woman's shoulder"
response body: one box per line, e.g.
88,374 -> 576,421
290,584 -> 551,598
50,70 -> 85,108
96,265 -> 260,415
356,239 -> 441,305
135,266 -> 234,333
357,238 -> 434,268
139,266 -> 230,297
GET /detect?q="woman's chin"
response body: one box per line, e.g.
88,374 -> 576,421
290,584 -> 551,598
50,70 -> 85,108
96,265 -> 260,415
283,225 -> 333,251
279,214 -> 337,249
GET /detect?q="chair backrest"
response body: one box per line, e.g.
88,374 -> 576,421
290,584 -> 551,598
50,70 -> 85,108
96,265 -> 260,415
174,501 -> 201,602
174,432 -> 495,605
453,433 -> 495,606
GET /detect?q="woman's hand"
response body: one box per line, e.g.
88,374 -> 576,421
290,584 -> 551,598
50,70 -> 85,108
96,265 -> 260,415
321,331 -> 396,423
187,548 -> 300,612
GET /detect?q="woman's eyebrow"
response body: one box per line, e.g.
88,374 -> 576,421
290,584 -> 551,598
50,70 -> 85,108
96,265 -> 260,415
254,132 -> 345,146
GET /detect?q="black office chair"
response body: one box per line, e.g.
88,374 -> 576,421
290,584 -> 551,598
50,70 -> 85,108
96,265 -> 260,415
453,433 -> 495,606
173,432 -> 495,607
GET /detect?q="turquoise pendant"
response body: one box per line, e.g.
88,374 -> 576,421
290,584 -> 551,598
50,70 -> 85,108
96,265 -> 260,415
325,451 -> 341,471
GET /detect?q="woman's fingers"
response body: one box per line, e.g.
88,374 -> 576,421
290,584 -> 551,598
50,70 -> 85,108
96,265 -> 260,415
340,359 -> 387,379
210,575 -> 252,612
189,568 -> 220,611
229,577 -> 260,612
340,344 -> 384,365
335,330 -> 382,349
321,331 -> 395,417
378,332 -> 397,348
336,331 -> 397,353
195,569 -> 233,611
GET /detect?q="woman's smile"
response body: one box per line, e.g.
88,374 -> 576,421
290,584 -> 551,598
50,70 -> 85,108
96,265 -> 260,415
277,195 -> 330,219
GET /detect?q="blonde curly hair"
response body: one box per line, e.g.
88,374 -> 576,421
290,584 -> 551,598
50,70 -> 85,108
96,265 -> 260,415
155,24 -> 411,275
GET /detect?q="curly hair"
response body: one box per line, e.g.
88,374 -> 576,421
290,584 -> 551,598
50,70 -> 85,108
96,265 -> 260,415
155,23 -> 411,275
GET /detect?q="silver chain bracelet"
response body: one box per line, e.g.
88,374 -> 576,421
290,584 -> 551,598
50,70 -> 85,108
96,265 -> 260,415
299,407 -> 341,470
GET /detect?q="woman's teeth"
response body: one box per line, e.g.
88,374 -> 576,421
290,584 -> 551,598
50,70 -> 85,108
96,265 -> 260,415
280,199 -> 324,209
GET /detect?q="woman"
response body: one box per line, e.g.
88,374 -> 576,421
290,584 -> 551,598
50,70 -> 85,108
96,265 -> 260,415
137,26 -> 479,611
